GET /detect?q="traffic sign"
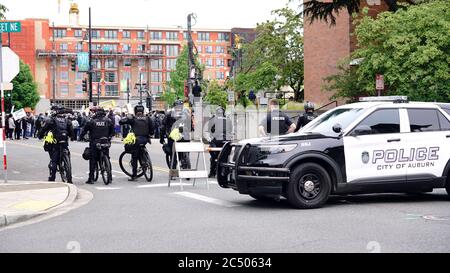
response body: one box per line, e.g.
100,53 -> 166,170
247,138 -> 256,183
376,74 -> 384,91
1,47 -> 20,83
0,22 -> 21,33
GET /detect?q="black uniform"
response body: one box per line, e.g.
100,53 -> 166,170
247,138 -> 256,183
38,114 -> 74,182
260,110 -> 293,136
295,112 -> 317,132
80,113 -> 115,181
119,115 -> 154,177
207,113 -> 233,177
160,108 -> 192,169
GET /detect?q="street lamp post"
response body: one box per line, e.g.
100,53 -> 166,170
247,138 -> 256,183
88,7 -> 93,104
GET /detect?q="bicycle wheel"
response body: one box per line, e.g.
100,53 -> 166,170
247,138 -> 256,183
119,151 -> 144,178
140,150 -> 153,182
60,151 -> 72,183
101,154 -> 112,185
93,162 -> 99,182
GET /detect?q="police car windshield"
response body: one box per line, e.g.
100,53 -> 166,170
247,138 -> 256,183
301,108 -> 364,136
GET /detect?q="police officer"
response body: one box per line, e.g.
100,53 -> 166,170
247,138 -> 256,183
38,105 -> 74,182
258,99 -> 296,137
206,106 -> 233,178
80,107 -> 115,184
160,100 -> 192,170
119,104 -> 154,181
295,101 -> 317,132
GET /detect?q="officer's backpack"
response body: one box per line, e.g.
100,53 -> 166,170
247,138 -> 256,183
54,117 -> 69,140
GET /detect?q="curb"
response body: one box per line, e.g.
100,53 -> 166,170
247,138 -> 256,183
0,182 -> 78,228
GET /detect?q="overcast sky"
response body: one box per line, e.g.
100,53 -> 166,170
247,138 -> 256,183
2,0 -> 297,29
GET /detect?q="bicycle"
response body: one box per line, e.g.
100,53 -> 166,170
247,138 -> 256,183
119,144 -> 153,182
53,140 -> 72,184
92,137 -> 112,185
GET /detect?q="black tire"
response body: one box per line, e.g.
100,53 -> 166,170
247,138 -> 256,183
446,176 -> 450,197
165,154 -> 171,169
93,162 -> 99,182
140,151 -> 153,182
60,151 -> 72,184
249,194 -> 278,202
119,151 -> 144,178
286,163 -> 331,209
101,155 -> 112,185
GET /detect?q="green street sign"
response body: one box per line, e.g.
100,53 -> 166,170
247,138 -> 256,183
0,22 -> 22,33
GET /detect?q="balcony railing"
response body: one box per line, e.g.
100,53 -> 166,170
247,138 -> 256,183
36,49 -> 164,58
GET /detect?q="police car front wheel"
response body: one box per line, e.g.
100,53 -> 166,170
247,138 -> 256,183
287,163 -> 331,209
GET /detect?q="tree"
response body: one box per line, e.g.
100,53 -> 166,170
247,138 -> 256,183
8,61 -> 40,110
204,80 -> 228,109
236,7 -> 305,101
0,4 -> 8,20
301,0 -> 424,25
325,1 -> 450,102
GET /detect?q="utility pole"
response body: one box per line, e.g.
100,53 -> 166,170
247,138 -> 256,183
127,78 -> 130,104
52,22 -> 56,102
187,13 -> 196,104
88,7 -> 93,104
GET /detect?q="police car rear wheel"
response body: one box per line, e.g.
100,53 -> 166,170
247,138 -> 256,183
446,177 -> 450,196
287,163 -> 331,209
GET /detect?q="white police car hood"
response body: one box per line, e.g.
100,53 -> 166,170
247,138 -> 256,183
237,132 -> 327,145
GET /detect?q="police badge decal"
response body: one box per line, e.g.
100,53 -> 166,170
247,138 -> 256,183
362,151 -> 370,164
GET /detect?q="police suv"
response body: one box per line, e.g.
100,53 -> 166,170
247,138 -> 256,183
217,97 -> 450,209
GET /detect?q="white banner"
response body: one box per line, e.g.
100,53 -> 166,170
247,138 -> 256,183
12,108 -> 26,121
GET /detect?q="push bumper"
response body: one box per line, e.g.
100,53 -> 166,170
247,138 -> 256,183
217,142 -> 290,195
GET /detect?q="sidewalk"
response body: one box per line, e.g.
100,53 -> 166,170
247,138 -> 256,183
0,181 -> 77,228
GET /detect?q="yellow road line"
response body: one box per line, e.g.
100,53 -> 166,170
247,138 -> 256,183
8,141 -> 170,173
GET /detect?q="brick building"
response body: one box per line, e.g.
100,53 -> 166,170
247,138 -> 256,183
304,0 -> 390,107
1,4 -> 235,110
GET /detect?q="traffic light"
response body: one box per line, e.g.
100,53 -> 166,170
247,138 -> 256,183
146,96 -> 152,111
71,59 -> 77,72
82,79 -> 87,92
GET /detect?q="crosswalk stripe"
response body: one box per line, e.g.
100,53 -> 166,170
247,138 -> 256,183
95,187 -> 122,190
172,192 -> 240,208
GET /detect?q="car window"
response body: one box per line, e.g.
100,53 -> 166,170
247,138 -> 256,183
438,111 -> 450,131
300,108 -> 364,136
351,109 -> 400,135
407,109 -> 440,132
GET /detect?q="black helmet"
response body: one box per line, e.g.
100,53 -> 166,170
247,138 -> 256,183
304,102 -> 315,111
95,107 -> 106,116
173,99 -> 183,108
134,104 -> 145,114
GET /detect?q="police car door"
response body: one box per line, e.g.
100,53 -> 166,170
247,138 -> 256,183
343,108 -> 407,183
404,108 -> 450,182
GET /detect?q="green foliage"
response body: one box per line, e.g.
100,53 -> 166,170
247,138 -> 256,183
235,6 -> 304,101
204,81 -> 228,109
326,0 -> 450,102
9,61 -> 40,110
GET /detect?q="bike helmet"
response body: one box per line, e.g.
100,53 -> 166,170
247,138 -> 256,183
95,107 -> 106,116
304,101 -> 315,111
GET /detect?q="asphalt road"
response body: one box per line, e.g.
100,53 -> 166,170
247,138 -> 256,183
0,138 -> 449,253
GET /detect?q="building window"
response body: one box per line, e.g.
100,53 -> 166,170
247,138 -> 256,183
138,59 -> 146,68
105,59 -> 118,69
196,45 -> 202,53
74,29 -> 83,38
60,84 -> 69,95
92,59 -> 101,70
137,44 -> 146,52
105,71 -> 117,83
151,72 -> 162,83
123,58 -> 131,67
104,30 -> 118,39
217,32 -> 230,42
206,58 -> 213,67
90,30 -> 101,39
60,59 -> 68,67
60,71 -> 69,81
75,84 -> 83,95
183,32 -> 189,40
122,30 -> 131,39
151,85 -> 161,94
150,31 -> 162,40
166,45 -> 179,56
105,85 -> 119,96
122,44 -> 131,52
216,58 -> 224,67
76,43 -> 83,52
150,45 -> 163,54
76,72 -> 84,80
59,43 -> 68,52
166,59 -> 177,70
166,32 -> 177,40
137,31 -> 145,40
198,32 -> 210,41
91,43 -> 101,51
102,44 -> 117,52
216,71 -> 225,80
151,59 -> 163,70
93,71 -> 102,82
54,29 -> 66,38
166,73 -> 171,82
122,71 -> 131,81
205,45 -> 213,54
216,45 -> 225,54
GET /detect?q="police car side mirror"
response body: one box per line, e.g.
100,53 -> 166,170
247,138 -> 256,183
352,125 -> 372,136
332,123 -> 342,134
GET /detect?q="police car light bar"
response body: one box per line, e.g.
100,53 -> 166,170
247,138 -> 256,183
359,96 -> 408,103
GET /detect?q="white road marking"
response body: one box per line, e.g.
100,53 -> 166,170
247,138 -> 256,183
172,192 -> 240,208
95,187 -> 122,190
112,170 -> 127,176
72,175 -> 84,179
137,183 -> 192,188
